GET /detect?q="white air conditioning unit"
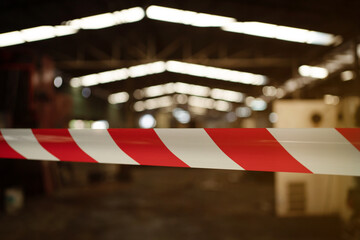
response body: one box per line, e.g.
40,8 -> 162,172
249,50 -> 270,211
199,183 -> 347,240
275,172 -> 355,219
272,99 -> 356,220
273,99 -> 338,128
337,96 -> 360,127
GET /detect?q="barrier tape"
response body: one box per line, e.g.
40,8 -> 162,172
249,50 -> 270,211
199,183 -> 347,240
0,128 -> 359,176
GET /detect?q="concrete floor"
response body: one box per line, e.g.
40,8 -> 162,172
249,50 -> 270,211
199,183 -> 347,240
0,167 -> 342,240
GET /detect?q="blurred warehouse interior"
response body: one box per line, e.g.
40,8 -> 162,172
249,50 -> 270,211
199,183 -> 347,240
0,0 -> 360,239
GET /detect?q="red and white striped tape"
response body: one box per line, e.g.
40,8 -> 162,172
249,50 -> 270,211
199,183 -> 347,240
0,128 -> 359,176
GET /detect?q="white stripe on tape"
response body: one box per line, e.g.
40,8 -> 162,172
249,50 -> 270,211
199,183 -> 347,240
69,129 -> 139,165
268,128 -> 360,176
155,129 -> 243,170
1,129 -> 59,161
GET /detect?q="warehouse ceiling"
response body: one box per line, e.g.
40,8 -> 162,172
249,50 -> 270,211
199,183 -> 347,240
0,0 -> 359,102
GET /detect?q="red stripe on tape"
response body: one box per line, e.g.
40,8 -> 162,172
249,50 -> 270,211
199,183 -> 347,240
108,129 -> 189,168
336,128 -> 360,151
32,129 -> 97,163
205,128 -> 312,173
0,132 -> 25,159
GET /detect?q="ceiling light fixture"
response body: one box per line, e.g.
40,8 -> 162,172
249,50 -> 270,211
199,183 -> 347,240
298,65 -> 329,79
0,7 -> 144,48
222,21 -> 339,46
71,61 -> 268,87
134,82 -> 245,103
146,5 -> 236,27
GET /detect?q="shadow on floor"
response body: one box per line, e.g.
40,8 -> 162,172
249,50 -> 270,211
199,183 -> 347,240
0,167 -> 342,240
